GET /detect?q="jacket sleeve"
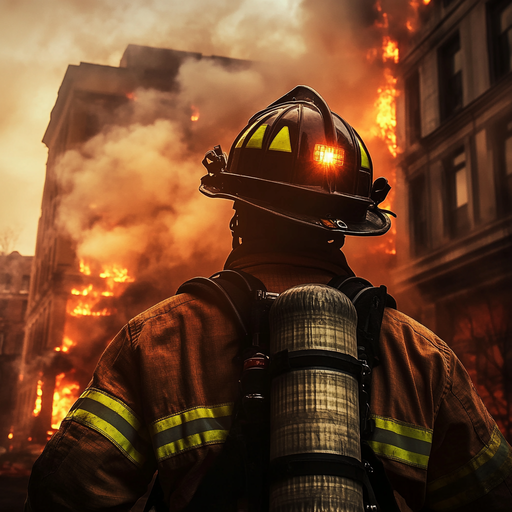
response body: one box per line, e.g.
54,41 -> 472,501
425,351 -> 512,511
25,325 -> 156,512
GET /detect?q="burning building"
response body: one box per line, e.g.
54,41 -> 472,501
394,0 -> 512,439
13,45 -> 252,445
0,251 -> 32,448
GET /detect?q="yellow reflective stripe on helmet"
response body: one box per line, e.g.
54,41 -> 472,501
427,426 -> 512,511
64,388 -> 149,466
367,415 -> 432,469
150,403 -> 233,461
358,139 -> 370,169
245,125 -> 268,149
269,126 -> 292,152
235,121 -> 259,148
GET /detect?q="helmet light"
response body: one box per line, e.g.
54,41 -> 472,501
313,144 -> 344,166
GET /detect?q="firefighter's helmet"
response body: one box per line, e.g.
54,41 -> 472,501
200,85 -> 393,236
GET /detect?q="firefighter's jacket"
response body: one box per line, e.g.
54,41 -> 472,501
26,246 -> 512,512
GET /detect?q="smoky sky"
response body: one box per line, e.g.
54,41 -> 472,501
0,0 -> 413,259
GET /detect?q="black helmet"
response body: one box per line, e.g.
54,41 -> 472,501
200,85 -> 393,236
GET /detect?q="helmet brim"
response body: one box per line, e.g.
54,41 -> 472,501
200,172 -> 391,237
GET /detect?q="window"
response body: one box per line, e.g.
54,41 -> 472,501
445,149 -> 470,237
409,173 -> 429,254
439,34 -> 463,121
488,0 -> 512,81
494,117 -> 512,214
21,274 -> 30,293
0,273 -> 12,292
405,70 -> 422,144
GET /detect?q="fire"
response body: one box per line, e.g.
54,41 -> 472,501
100,264 -> 134,283
382,36 -> 399,64
79,260 -> 91,276
33,379 -> 43,416
55,336 -> 76,353
70,302 -> 112,317
51,373 -> 80,430
8,432 -> 13,440
423,0 -> 431,4
191,105 -> 200,122
374,68 -> 399,157
72,284 -> 93,296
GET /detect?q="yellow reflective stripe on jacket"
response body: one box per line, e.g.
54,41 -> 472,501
367,415 -> 433,469
151,403 -> 233,461
427,426 -> 512,511
65,388 -> 149,466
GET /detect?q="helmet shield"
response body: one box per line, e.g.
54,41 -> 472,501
200,85 -> 392,236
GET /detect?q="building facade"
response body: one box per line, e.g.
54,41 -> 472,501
14,45 -> 249,444
0,251 -> 32,446
395,0 -> 512,438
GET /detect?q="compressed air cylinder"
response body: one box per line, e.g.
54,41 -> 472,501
269,284 -> 362,512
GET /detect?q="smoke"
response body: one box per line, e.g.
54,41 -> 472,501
50,0 -> 415,307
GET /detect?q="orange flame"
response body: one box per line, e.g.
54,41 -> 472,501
191,105 -> 200,122
100,264 -> 134,283
33,379 -> 43,416
79,260 -> 91,276
51,373 -> 80,430
382,36 -> 399,64
72,285 -> 93,296
8,432 -> 13,440
70,302 -> 113,317
55,336 -> 76,353
374,68 -> 399,157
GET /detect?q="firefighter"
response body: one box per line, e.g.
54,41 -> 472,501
26,86 -> 512,511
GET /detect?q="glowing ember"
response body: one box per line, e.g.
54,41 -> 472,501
33,379 -> 43,416
79,260 -> 91,276
126,92 -> 137,101
191,105 -> 200,122
8,432 -> 13,440
423,0 -> 431,4
100,265 -> 134,283
55,336 -> 76,353
51,373 -> 80,430
374,68 -> 399,157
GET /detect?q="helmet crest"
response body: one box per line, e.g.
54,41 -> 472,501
200,85 -> 393,236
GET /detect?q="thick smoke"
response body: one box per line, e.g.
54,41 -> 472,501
51,0 -> 417,310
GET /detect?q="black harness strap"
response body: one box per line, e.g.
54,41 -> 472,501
147,271 -> 400,512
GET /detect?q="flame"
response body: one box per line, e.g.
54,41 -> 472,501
70,302 -> 113,317
72,284 -> 93,296
382,36 -> 399,64
51,373 -> 80,430
79,260 -> 91,276
423,0 -> 431,4
33,379 -> 43,416
190,105 -> 200,122
374,68 -> 399,158
126,92 -> 137,101
55,336 -> 76,353
8,432 -> 13,440
100,264 -> 134,283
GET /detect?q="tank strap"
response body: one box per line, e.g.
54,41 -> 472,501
147,270 -> 399,512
